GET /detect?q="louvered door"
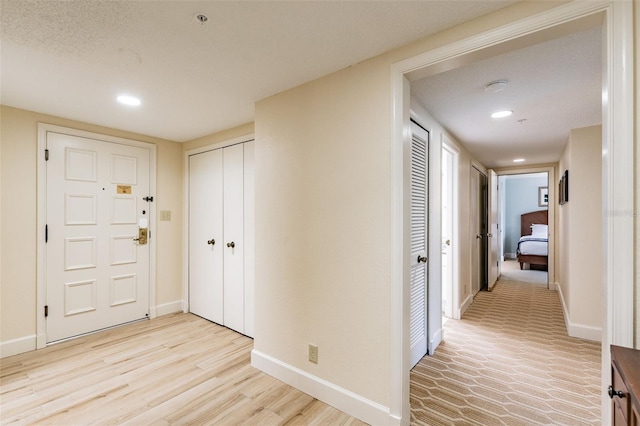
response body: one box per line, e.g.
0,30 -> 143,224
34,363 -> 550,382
409,121 -> 429,368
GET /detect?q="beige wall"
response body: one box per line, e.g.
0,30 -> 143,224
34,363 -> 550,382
254,54 -> 392,405
558,126 -> 603,338
0,106 -> 183,348
253,0 -> 566,412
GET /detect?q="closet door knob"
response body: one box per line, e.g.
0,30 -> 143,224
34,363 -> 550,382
207,239 -> 215,245
227,242 -> 235,248
417,255 -> 427,263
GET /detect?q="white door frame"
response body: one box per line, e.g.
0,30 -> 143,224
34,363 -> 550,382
182,134 -> 255,314
390,2 -> 634,424
36,123 -> 158,349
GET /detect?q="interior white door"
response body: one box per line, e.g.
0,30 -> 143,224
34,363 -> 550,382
46,132 -> 150,343
487,169 -> 499,290
188,149 -> 224,323
222,144 -> 245,333
470,167 -> 481,295
441,148 -> 453,318
409,121 -> 428,368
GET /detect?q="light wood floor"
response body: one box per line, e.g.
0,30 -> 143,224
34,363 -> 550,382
0,313 -> 366,425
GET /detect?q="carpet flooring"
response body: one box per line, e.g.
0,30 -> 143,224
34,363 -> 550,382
410,265 -> 601,425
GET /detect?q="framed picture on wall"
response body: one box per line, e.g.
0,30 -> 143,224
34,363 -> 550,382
538,186 -> 549,207
559,170 -> 569,205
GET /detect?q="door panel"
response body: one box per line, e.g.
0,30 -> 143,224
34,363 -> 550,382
409,122 -> 428,368
470,168 -> 481,295
441,148 -> 453,318
188,149 -> 224,323
46,132 -> 150,342
487,169 -> 499,290
223,144 -> 245,333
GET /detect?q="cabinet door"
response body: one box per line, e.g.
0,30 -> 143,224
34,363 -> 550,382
189,149 -> 224,323
223,144 -> 245,333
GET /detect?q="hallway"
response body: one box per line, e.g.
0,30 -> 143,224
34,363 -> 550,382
410,270 -> 600,425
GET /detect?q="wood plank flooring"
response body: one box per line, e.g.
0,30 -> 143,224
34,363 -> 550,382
0,314 -> 366,425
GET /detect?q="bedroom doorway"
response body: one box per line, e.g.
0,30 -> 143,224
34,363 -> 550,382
498,171 -> 551,289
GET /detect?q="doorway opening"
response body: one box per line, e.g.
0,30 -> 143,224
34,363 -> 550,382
498,172 -> 550,288
391,3 -> 634,424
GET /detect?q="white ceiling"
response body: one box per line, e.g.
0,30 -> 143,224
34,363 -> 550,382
1,0 -> 518,142
411,26 -> 602,169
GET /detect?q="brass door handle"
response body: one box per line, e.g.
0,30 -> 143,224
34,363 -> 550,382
445,239 -> 451,246
207,239 -> 215,245
487,233 -> 493,238
417,255 -> 427,263
476,235 -> 482,239
227,242 -> 235,248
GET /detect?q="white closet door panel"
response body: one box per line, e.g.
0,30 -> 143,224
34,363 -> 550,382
243,141 -> 255,337
189,149 -> 224,323
409,122 -> 428,368
223,144 -> 245,333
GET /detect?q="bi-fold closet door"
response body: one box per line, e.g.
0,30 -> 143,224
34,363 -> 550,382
188,141 -> 254,337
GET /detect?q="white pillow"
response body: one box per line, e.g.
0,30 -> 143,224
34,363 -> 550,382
531,224 -> 548,238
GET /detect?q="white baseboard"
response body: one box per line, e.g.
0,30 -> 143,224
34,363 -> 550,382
251,350 -> 394,425
1,334 -> 36,358
458,293 -> 473,318
429,327 -> 443,354
504,253 -> 517,260
549,281 -> 559,291
154,300 -> 184,317
556,283 -> 601,342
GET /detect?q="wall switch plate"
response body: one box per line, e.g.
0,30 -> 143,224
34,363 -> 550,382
309,344 -> 318,364
160,210 -> 171,221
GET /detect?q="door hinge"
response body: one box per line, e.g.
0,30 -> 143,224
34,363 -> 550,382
45,224 -> 48,243
45,149 -> 49,161
143,196 -> 154,202
44,305 -> 49,317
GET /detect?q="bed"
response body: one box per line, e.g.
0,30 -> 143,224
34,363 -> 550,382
517,210 -> 548,271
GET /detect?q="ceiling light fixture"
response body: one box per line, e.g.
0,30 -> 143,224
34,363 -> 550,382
484,80 -> 508,93
117,95 -> 141,106
513,158 -> 525,163
491,110 -> 512,118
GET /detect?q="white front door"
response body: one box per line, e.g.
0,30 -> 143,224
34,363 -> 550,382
409,121 -> 428,368
45,132 -> 151,343
487,169 -> 499,290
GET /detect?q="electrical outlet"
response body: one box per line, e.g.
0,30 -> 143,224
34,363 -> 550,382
308,344 -> 318,364
160,210 -> 171,221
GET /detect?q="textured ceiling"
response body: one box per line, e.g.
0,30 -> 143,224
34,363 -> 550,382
1,0 -> 518,142
411,26 -> 602,169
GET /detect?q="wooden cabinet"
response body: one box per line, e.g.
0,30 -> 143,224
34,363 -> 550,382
610,345 -> 640,426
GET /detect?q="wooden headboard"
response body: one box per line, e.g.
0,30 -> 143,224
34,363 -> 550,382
521,210 -> 548,236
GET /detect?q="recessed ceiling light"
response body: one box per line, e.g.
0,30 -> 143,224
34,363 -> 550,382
484,80 -> 508,93
491,110 -> 512,118
117,95 -> 141,106
513,158 -> 525,163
